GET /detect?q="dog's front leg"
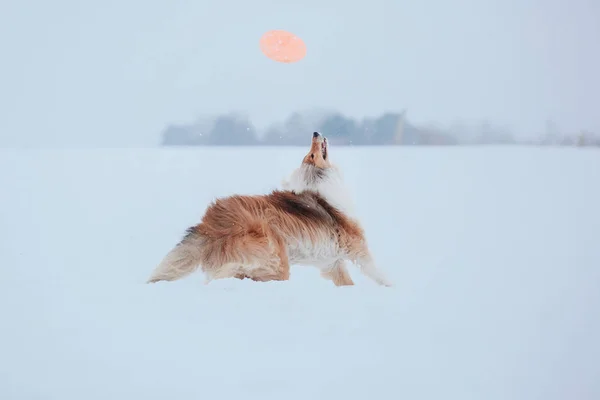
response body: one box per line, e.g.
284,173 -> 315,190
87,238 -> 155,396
321,259 -> 354,286
354,252 -> 393,287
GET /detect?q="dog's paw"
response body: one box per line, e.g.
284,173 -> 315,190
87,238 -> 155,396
377,277 -> 393,287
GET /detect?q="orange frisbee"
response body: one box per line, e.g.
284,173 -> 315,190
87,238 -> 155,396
260,30 -> 306,63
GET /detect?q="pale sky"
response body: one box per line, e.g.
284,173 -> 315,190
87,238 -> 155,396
1,0 -> 598,147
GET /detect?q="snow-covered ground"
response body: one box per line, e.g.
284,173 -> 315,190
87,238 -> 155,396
1,146 -> 599,400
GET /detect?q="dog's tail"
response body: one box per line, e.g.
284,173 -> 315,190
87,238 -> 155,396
146,228 -> 206,284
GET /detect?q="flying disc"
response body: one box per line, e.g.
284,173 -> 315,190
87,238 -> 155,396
260,30 -> 306,63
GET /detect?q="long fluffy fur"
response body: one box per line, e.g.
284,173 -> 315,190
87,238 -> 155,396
147,132 -> 392,287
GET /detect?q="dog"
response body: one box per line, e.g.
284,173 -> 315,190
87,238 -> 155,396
146,131 -> 392,287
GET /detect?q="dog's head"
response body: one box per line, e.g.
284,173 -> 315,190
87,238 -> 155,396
281,130 -> 354,215
281,131 -> 334,190
301,132 -> 330,169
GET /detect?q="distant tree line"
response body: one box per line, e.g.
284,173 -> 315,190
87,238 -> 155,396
160,110 -> 599,147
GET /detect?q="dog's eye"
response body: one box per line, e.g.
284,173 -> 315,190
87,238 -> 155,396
311,154 -> 314,159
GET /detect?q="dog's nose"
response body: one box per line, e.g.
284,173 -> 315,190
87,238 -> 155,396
313,132 -> 320,138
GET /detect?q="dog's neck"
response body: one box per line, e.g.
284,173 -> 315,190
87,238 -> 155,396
282,163 -> 356,218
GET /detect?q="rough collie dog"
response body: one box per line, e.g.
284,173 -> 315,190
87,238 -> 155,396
146,131 -> 392,287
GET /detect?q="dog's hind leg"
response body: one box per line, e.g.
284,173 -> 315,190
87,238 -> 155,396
321,259 -> 354,286
203,263 -> 245,284
247,238 -> 291,283
205,232 -> 290,284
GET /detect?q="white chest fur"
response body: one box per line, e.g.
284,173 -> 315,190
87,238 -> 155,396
282,163 -> 357,219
